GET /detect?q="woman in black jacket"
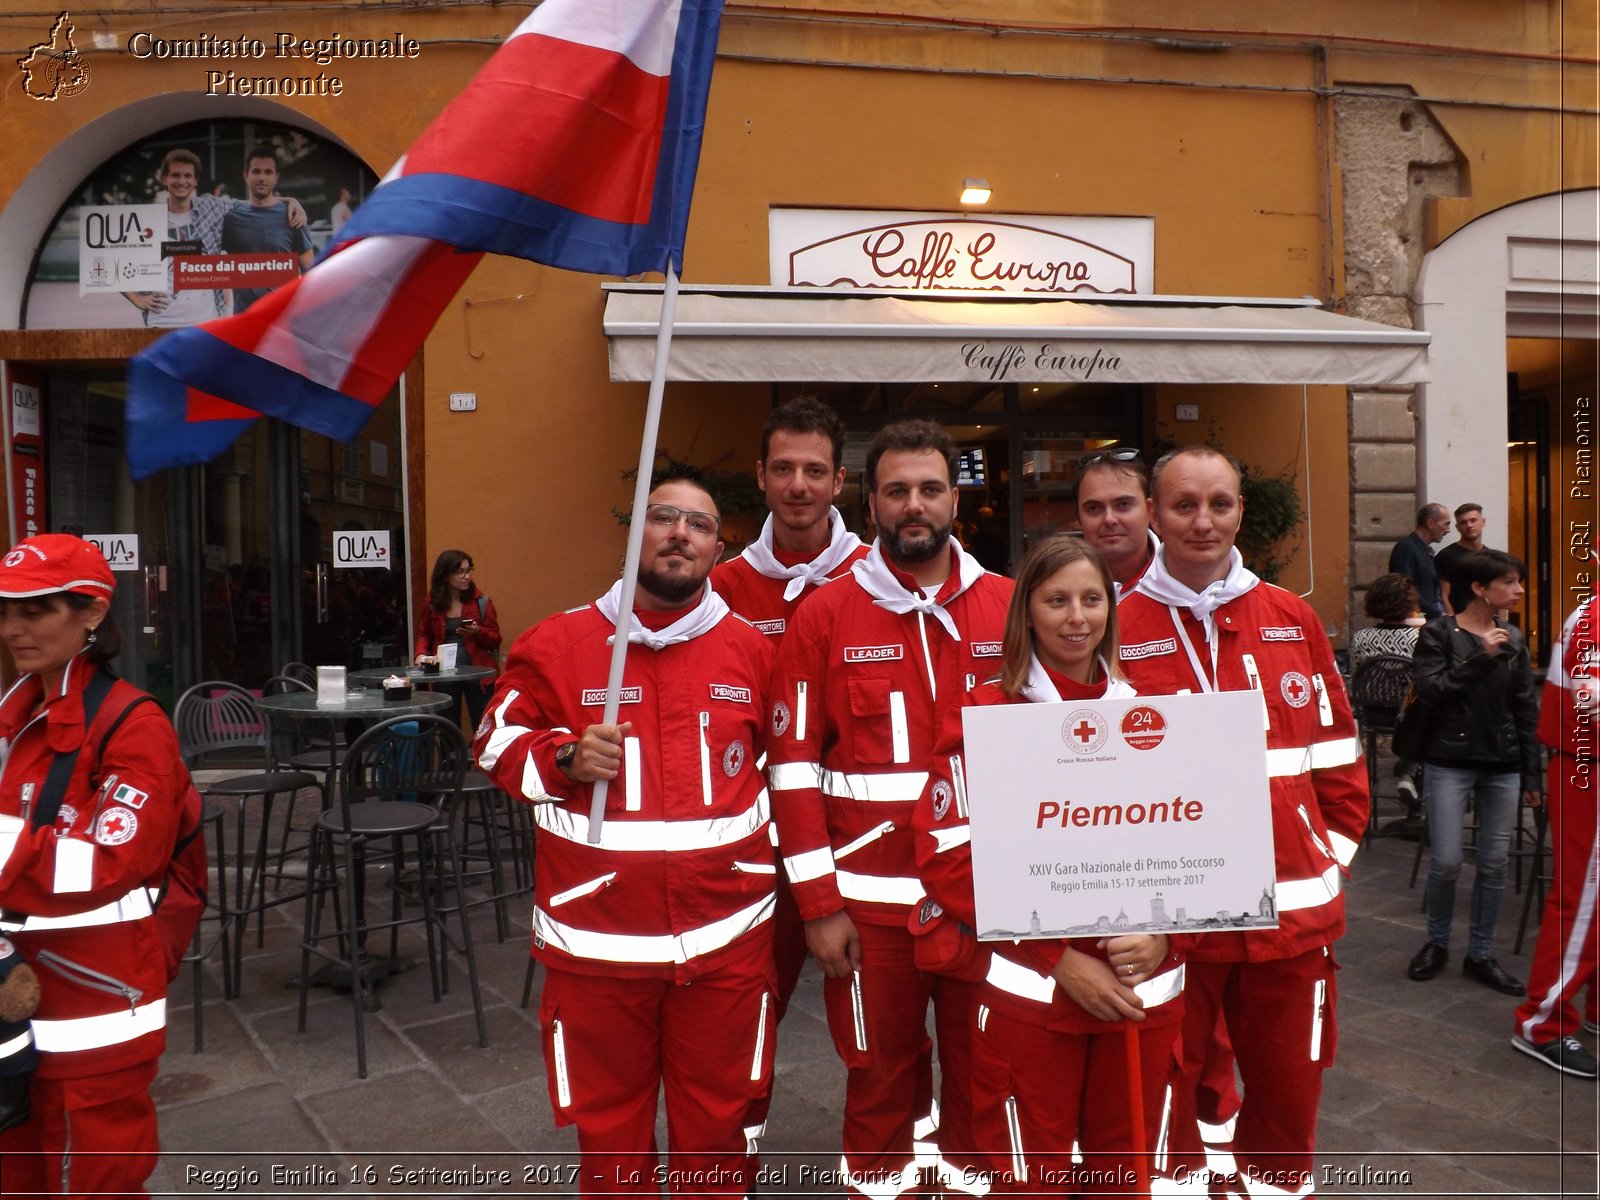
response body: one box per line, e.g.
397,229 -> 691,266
1406,550 -> 1541,995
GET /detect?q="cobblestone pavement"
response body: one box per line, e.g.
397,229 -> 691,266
143,783 -> 1597,1198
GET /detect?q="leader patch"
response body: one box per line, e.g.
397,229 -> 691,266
94,807 -> 138,846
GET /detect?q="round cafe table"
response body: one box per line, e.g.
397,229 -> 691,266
348,664 -> 496,688
255,687 -> 452,1005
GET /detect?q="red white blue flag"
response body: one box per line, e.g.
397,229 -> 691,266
127,0 -> 724,478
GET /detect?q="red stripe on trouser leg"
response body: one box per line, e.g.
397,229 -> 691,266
539,953 -> 773,1197
1514,755 -> 1600,1045
821,922 -> 981,1195
0,1061 -> 159,1199
1210,952 -> 1336,1198
971,1004 -> 1179,1196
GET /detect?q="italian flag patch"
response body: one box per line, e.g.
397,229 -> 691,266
110,782 -> 148,810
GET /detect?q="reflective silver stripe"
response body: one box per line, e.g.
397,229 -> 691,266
769,761 -> 821,792
850,969 -> 868,1051
624,735 -> 642,812
836,871 -> 923,906
835,820 -> 895,860
53,838 -> 94,894
552,1019 -> 571,1108
1265,735 -> 1360,778
840,1155 -> 922,1200
822,769 -> 928,803
986,953 -> 1185,1011
783,845 -> 836,884
476,688 -> 525,771
750,991 -> 769,1082
31,998 -> 166,1053
795,680 -> 808,743
930,825 -> 970,854
532,790 -> 768,851
697,713 -> 713,807
987,952 -> 1054,1003
1134,963 -> 1185,1008
889,690 -> 910,763
1005,1094 -> 1027,1185
0,1027 -> 32,1058
1310,735 -> 1361,768
548,872 -> 616,908
1275,863 -> 1343,912
950,754 -> 969,820
9,887 -> 154,932
1312,673 -> 1333,726
1328,829 -> 1359,868
531,892 -> 774,964
734,860 -> 776,875
1310,977 -> 1326,1061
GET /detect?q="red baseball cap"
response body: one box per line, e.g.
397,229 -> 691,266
0,534 -> 115,599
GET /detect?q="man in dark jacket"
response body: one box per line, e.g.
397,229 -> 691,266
1389,503 -> 1451,619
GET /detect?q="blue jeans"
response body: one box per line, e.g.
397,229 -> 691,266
1423,763 -> 1519,959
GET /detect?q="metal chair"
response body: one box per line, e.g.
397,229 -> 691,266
1348,654 -> 1415,841
178,796 -> 230,1052
280,661 -> 318,689
173,682 -> 320,994
296,713 -> 489,1078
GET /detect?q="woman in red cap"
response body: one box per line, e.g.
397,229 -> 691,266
0,533 -> 187,1198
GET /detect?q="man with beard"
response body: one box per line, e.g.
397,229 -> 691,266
1117,446 -> 1367,1199
221,145 -> 315,313
475,476 -> 777,1197
768,419 -> 1012,1197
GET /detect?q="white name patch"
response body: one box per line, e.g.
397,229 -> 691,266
1120,638 -> 1178,660
1260,626 -> 1305,642
970,641 -> 1002,657
710,684 -> 752,704
580,687 -> 643,706
845,645 -> 904,662
753,619 -> 786,636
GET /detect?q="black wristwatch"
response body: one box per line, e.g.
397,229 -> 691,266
554,741 -> 578,778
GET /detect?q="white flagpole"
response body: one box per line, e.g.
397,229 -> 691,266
588,264 -> 683,842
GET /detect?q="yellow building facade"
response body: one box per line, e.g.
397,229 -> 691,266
0,2 -> 1594,698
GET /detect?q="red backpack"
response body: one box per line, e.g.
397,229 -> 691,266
31,670 -> 207,982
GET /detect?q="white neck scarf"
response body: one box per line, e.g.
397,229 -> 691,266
740,508 -> 863,602
594,579 -> 729,650
1113,529 -> 1163,601
1017,654 -> 1136,703
1136,545 -> 1259,637
851,540 -> 986,641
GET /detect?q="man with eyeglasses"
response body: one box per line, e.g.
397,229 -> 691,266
476,475 -> 777,1197
767,419 -> 1012,1197
1076,447 -> 1159,596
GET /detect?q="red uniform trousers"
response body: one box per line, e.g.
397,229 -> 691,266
1515,754 -> 1600,1044
1196,1012 -> 1243,1130
538,950 -> 777,1198
738,873 -> 808,1177
0,1061 -> 159,1199
1163,951 -> 1337,1199
972,1003 -> 1178,1196
820,922 -> 980,1197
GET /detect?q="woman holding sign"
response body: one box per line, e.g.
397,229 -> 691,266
414,549 -> 501,731
913,537 -> 1185,1195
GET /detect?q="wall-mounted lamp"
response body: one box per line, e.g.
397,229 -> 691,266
959,178 -> 991,206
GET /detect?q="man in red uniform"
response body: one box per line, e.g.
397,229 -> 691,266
475,477 -> 777,1197
1117,447 -> 1367,1199
768,419 -> 1013,1197
1076,447 -> 1159,598
712,397 -> 867,1159
1081,448 -> 1244,1166
1512,595 -> 1600,1077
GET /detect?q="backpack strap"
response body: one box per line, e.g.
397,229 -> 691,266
30,668 -> 120,831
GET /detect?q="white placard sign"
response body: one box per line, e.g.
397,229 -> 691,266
78,204 -> 166,295
963,690 -> 1279,939
333,529 -> 391,569
84,533 -> 139,571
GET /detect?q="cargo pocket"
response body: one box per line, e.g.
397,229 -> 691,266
848,678 -> 907,765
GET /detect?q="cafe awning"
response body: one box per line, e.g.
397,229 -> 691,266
602,285 -> 1430,387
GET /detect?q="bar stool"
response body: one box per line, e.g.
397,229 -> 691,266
174,681 -> 319,994
179,797 -> 230,1052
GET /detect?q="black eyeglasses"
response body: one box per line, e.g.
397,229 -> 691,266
1077,448 -> 1142,470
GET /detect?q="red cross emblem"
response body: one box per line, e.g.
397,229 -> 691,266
94,806 -> 138,846
1073,719 -> 1099,744
1280,671 -> 1312,708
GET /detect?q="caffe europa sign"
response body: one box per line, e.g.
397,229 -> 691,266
770,209 -> 1153,296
